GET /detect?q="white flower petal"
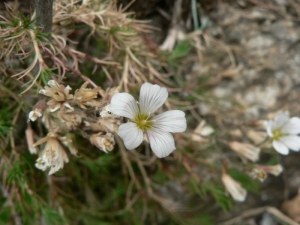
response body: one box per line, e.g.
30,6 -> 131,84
110,93 -> 139,119
266,121 -> 274,137
272,140 -> 289,155
28,111 -> 40,121
50,104 -> 60,112
281,117 -> 300,134
139,82 -> 168,114
35,158 -> 47,171
153,110 -> 187,133
273,111 -> 289,129
146,129 -> 175,158
222,173 -> 247,202
280,135 -> 300,151
39,89 -> 46,95
64,102 -> 74,111
118,122 -> 143,150
48,80 -> 59,88
65,85 -> 72,92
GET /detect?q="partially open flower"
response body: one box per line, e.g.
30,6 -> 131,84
250,164 -> 283,182
28,100 -> 47,122
256,164 -> 283,176
74,82 -> 101,109
222,172 -> 247,202
39,80 -> 74,112
90,132 -> 115,153
33,132 -> 69,175
266,111 -> 300,155
228,141 -> 260,162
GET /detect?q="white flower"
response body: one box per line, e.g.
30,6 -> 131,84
222,173 -> 247,202
110,82 -> 187,158
266,112 -> 300,155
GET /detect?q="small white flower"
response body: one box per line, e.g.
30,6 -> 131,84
266,112 -> 300,155
110,82 -> 187,158
222,173 -> 247,202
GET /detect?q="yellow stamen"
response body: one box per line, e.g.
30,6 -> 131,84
272,129 -> 283,140
133,112 -> 154,131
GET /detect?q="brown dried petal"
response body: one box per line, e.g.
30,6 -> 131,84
90,132 -> 115,153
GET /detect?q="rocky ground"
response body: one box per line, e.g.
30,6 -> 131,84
192,1 -> 300,224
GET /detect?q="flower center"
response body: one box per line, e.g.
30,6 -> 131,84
272,129 -> 284,140
133,112 -> 154,131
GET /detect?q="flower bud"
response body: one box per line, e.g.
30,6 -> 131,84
228,141 -> 260,162
222,173 -> 247,202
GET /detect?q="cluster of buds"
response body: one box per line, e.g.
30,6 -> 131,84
27,80 -> 121,175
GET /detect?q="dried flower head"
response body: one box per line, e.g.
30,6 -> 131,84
33,132 -> 69,175
228,141 -> 260,162
57,111 -> 83,130
222,172 -> 247,202
74,82 -> 101,109
266,111 -> 300,155
39,80 -> 74,112
90,132 -> 115,153
28,100 -> 47,122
